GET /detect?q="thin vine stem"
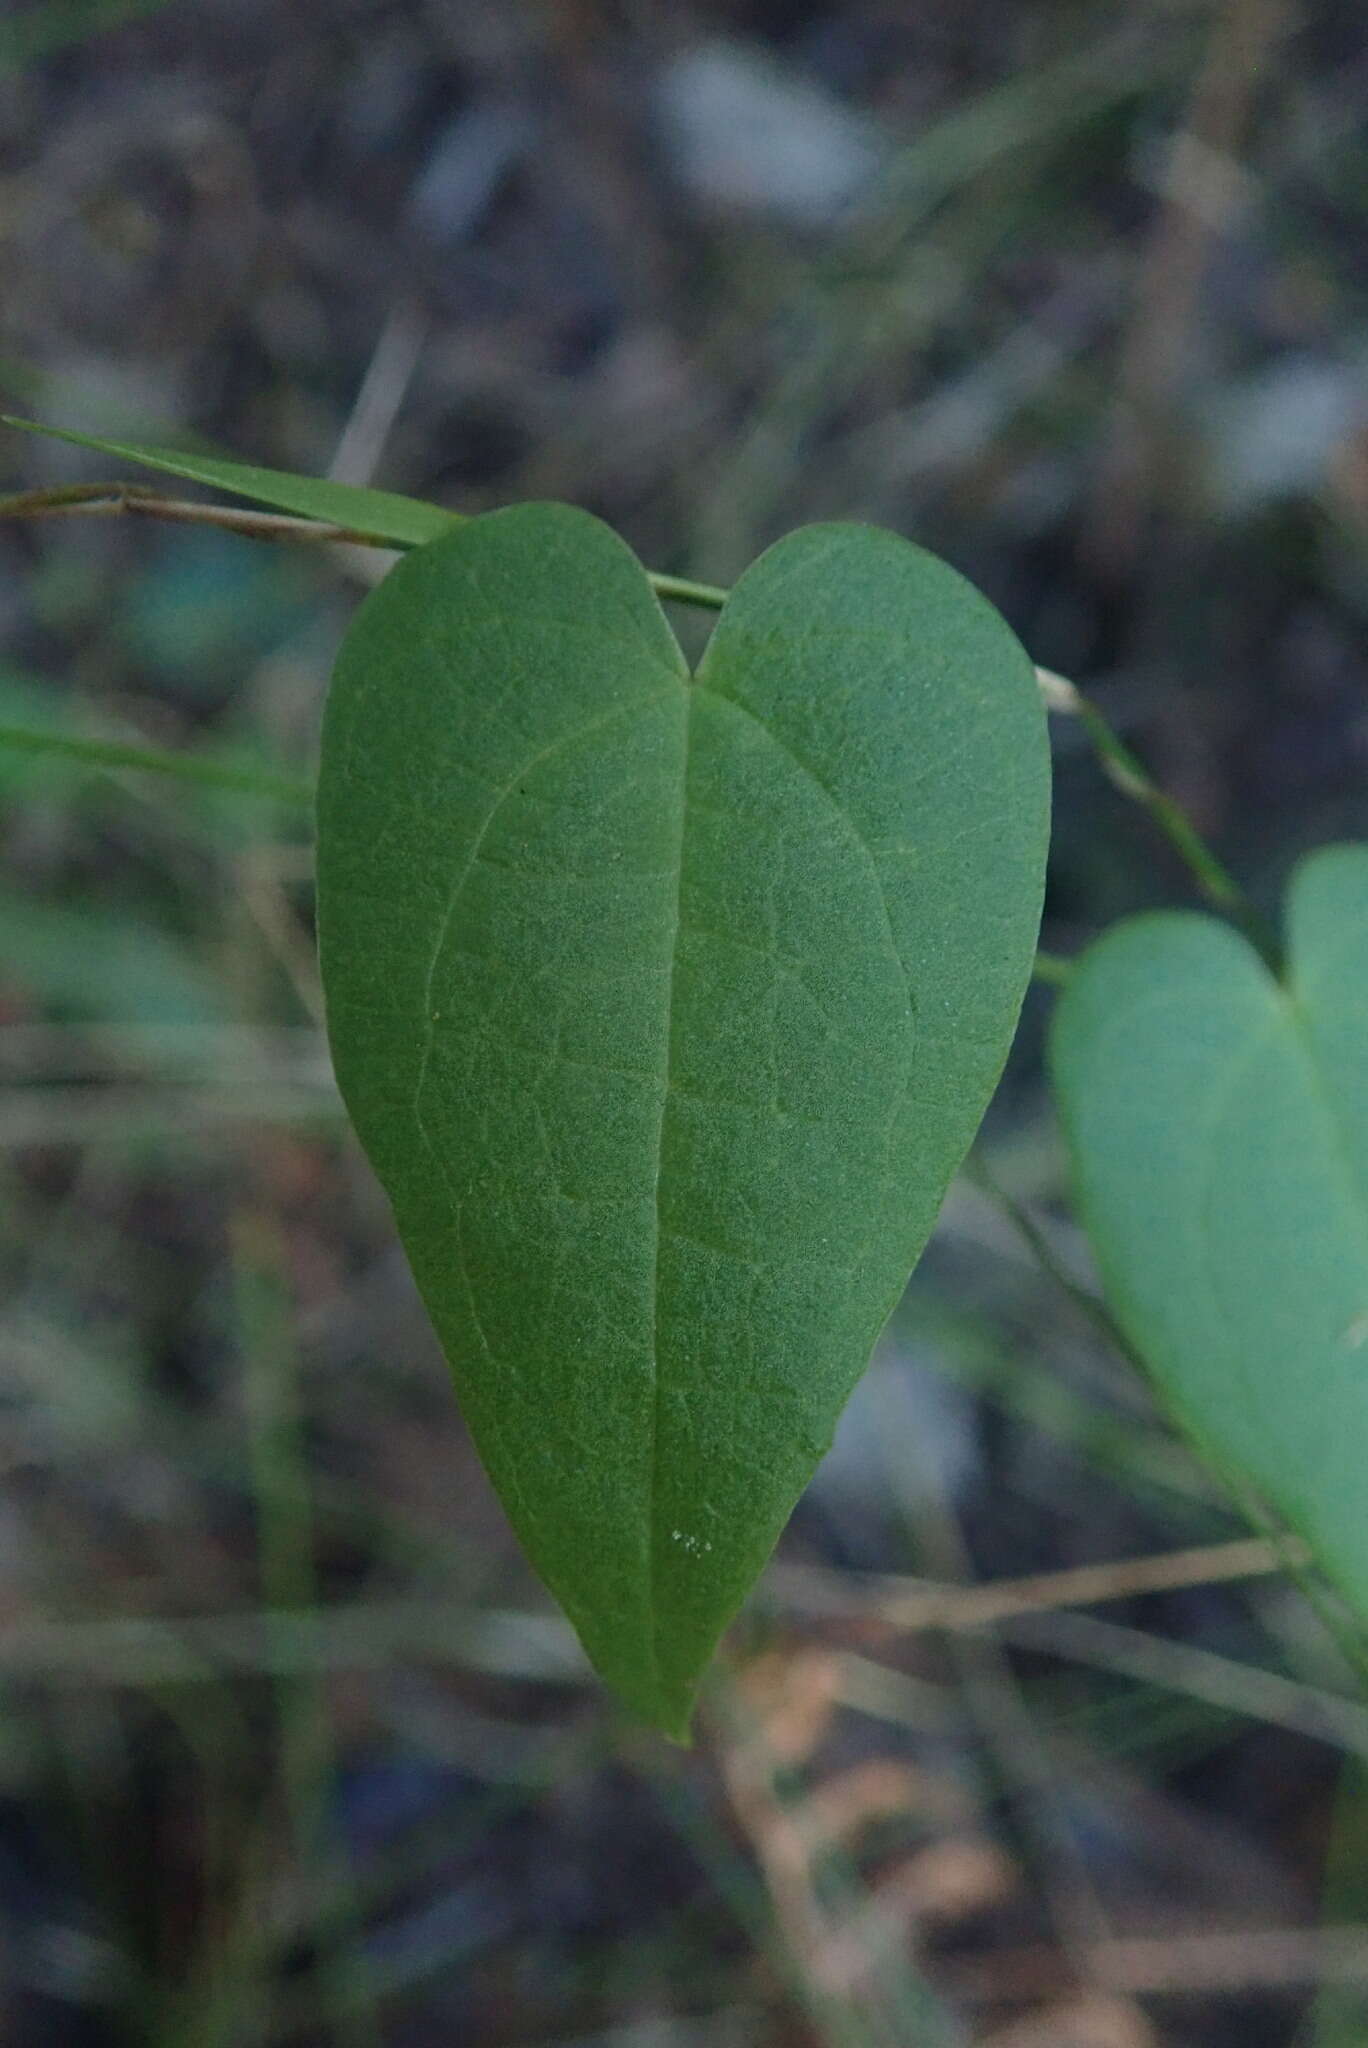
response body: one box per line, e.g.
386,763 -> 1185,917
962,1151 -> 1141,1368
643,569 -> 726,611
1037,664 -> 1272,953
0,481 -> 415,552
0,479 -> 730,608
1,477 -> 1248,941
1031,948 -> 1073,987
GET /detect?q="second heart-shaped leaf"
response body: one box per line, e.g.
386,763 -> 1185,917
1052,846 -> 1368,1613
317,506 -> 1050,1735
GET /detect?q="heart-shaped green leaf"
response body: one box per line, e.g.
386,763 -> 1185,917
1052,846 -> 1368,1611
316,505 -> 1049,1735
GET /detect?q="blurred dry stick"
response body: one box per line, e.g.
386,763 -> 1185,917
711,1656 -> 977,2046
956,1925 -> 1368,2004
328,303 -> 429,489
1084,0 -> 1290,571
773,1534 -> 1310,1637
235,842 -> 324,1026
978,1991 -> 1158,2048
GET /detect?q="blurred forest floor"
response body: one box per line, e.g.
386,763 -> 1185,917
3,2 -> 1368,2044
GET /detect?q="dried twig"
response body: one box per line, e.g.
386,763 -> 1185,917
1084,0 -> 1289,569
771,1535 -> 1307,1636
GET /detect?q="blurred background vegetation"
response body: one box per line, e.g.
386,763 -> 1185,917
2,2 -> 1368,2042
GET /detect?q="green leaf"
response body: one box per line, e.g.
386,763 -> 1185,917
1052,846 -> 1368,1617
316,505 -> 1050,1736
2,416 -> 457,547
0,1 -> 181,78
3,889 -> 221,1025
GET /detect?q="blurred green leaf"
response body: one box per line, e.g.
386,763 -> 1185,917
0,659 -> 310,805
1053,846 -> 1368,1621
0,0 -> 179,76
3,415 -> 458,547
0,667 -> 87,796
117,528 -> 311,696
2,890 -> 221,1024
317,506 -> 1049,1736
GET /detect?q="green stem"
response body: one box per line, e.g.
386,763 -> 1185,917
3,480 -> 1251,944
1031,948 -> 1073,987
646,570 -> 726,611
963,1152 -> 1142,1369
0,479 -> 410,551
0,478 -> 729,607
1038,665 -> 1272,953
1071,695 -> 1246,914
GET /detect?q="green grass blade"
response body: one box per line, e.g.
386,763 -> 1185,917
2,415 -> 459,547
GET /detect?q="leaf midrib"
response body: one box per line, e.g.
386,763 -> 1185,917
640,672 -> 921,1701
646,683 -> 692,1700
